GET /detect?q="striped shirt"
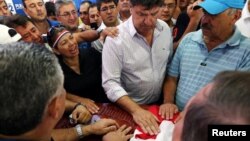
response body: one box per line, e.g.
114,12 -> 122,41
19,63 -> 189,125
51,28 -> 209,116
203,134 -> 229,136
169,28 -> 250,110
102,17 -> 173,104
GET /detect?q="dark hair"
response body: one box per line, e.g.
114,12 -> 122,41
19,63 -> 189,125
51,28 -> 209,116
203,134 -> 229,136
4,14 -> 31,28
181,71 -> 250,141
0,42 -> 63,135
96,0 -> 118,11
80,0 -> 92,6
22,0 -> 44,8
79,0 -> 92,13
47,26 -> 68,48
45,1 -> 56,17
130,0 -> 164,9
89,3 -> 98,9
21,0 -> 26,8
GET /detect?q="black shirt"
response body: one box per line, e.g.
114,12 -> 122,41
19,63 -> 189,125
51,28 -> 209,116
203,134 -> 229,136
58,47 -> 109,103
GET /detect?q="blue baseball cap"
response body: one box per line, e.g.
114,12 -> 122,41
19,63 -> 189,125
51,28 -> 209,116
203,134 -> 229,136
194,0 -> 245,15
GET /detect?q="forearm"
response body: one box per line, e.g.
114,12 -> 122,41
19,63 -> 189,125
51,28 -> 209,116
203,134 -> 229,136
52,125 -> 94,141
52,128 -> 78,141
74,30 -> 99,43
116,95 -> 142,114
163,76 -> 178,104
66,93 -> 84,103
65,99 -> 77,112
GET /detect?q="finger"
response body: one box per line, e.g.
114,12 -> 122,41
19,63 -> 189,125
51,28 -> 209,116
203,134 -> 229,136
174,112 -> 182,124
104,119 -> 119,127
159,106 -> 166,119
145,126 -> 154,135
118,124 -> 127,132
105,125 -> 117,132
137,121 -> 148,134
87,107 -> 98,114
174,107 -> 178,113
125,134 -> 134,140
165,108 -> 171,120
88,103 -> 99,111
123,126 -> 132,134
89,106 -> 99,113
149,116 -> 160,135
143,118 -> 156,135
169,107 -> 175,119
71,112 -> 78,121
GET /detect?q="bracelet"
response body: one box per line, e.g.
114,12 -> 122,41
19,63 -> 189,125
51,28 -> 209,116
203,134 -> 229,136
73,102 -> 85,110
75,124 -> 84,139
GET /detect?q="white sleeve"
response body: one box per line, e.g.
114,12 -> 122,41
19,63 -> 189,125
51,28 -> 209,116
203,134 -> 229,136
102,36 -> 128,102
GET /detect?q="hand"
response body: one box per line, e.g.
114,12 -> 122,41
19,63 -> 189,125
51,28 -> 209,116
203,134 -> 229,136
79,98 -> 99,114
159,103 -> 178,120
101,27 -> 119,39
89,118 -> 119,135
71,105 -> 92,124
132,108 -> 160,135
187,1 -> 203,22
102,125 -> 133,141
173,111 -> 183,124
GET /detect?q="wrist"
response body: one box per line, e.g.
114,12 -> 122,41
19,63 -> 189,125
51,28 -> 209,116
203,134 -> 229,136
163,100 -> 174,104
75,124 -> 84,139
83,124 -> 93,136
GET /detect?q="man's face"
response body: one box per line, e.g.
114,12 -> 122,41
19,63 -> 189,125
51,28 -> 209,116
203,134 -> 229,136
89,6 -> 102,27
15,21 -> 43,44
200,9 -> 237,41
179,0 -> 189,10
57,3 -> 79,31
99,1 -> 118,27
159,0 -> 176,23
23,0 -> 47,22
0,0 -> 12,16
118,0 -> 130,12
79,3 -> 90,25
130,5 -> 160,35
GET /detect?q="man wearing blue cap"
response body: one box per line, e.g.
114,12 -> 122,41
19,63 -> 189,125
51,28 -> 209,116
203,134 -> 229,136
159,0 -> 250,119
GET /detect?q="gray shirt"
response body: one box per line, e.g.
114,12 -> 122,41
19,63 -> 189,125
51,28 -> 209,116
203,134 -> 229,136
102,17 -> 173,104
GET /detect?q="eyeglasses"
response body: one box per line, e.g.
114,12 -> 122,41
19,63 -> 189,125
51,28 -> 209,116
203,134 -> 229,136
100,5 -> 116,12
58,10 -> 77,18
162,3 -> 176,9
79,11 -> 88,15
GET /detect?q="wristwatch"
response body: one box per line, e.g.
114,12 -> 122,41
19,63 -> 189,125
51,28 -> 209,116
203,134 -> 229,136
75,124 -> 84,139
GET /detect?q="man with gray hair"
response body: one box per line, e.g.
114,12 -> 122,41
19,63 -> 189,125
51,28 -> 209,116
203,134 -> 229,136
0,42 -> 65,140
55,0 -> 117,50
0,42 -> 131,141
55,0 -> 79,32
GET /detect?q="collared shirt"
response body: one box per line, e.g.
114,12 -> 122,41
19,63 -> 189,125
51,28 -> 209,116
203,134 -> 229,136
236,0 -> 250,38
168,28 -> 250,110
102,17 -> 173,104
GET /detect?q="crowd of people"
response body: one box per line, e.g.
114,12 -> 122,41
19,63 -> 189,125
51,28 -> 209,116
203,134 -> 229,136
0,0 -> 250,141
